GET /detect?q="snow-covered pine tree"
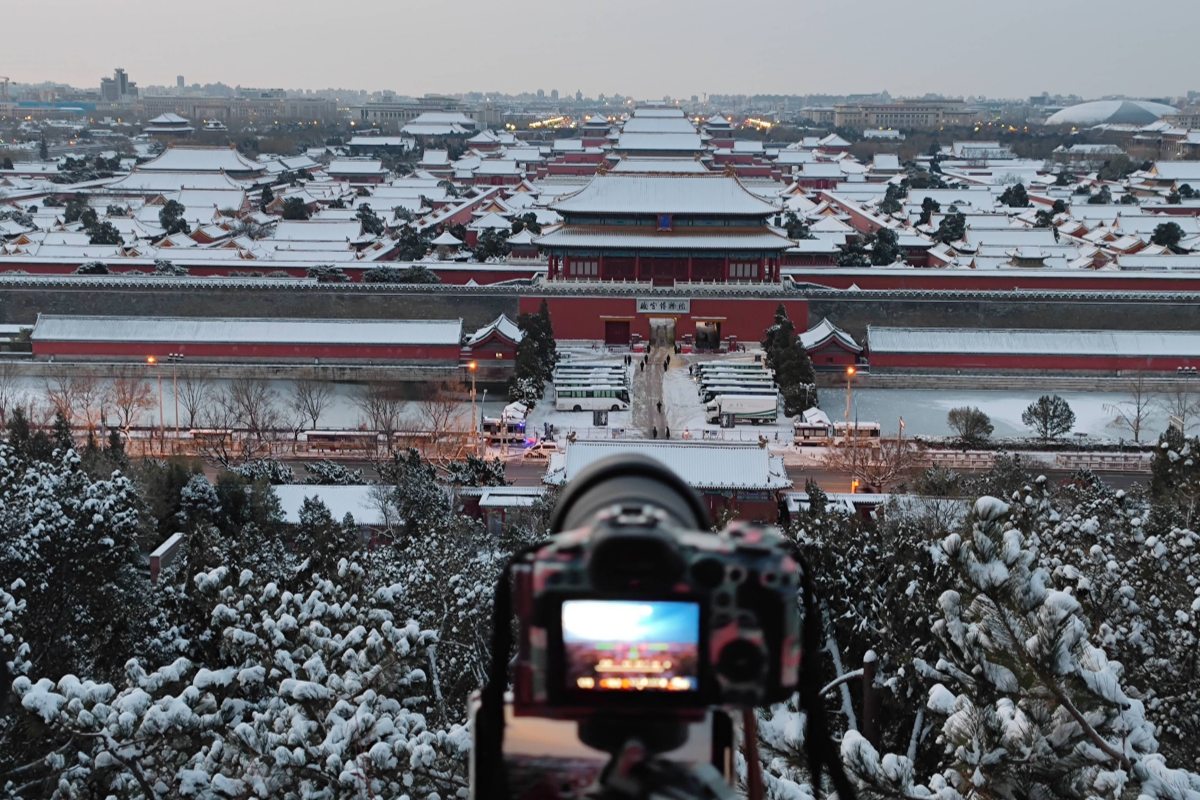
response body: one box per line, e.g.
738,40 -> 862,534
12,561 -> 469,798
841,486 -> 1200,799
0,444 -> 151,683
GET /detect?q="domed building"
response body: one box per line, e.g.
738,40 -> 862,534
1045,99 -> 1178,126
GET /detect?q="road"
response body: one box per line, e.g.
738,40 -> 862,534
503,453 -> 1148,493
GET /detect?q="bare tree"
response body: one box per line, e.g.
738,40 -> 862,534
177,374 -> 212,429
44,373 -> 104,428
354,382 -> 407,446
290,379 -> 335,429
1159,384 -> 1200,434
196,387 -> 244,464
107,377 -> 155,431
823,436 -> 921,493
0,363 -> 20,425
1105,376 -> 1154,444
227,377 -> 281,440
416,379 -> 470,460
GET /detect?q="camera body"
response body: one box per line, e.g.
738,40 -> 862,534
511,501 -> 802,722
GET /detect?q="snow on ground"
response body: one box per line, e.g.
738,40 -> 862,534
821,387 -> 1179,440
526,350 -> 632,439
663,353 -> 795,443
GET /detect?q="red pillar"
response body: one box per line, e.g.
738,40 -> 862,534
563,255 -> 570,279
722,255 -> 730,282
597,254 -> 605,281
635,254 -> 641,282
686,256 -> 693,283
758,256 -> 765,282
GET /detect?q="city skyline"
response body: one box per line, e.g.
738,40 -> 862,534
6,0 -> 1198,101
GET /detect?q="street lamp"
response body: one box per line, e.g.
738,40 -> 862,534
467,361 -> 478,455
146,355 -> 164,447
844,365 -> 857,430
167,353 -> 184,446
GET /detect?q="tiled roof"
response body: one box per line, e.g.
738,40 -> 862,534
553,173 -> 778,216
545,439 -> 790,490
868,326 -> 1200,357
32,315 -> 463,346
535,226 -> 791,251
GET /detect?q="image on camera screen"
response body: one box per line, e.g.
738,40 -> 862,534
561,600 -> 701,693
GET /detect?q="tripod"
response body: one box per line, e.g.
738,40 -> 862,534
579,717 -> 736,800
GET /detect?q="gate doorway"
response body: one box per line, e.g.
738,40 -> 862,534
648,317 -> 676,347
695,321 -> 722,351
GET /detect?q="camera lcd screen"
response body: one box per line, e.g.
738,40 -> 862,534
561,600 -> 701,693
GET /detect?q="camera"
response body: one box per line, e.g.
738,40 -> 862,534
474,454 -> 811,799
511,454 -> 802,723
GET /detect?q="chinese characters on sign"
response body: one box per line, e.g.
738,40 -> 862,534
636,298 -> 691,314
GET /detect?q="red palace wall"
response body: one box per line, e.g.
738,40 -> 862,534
870,352 -> 1200,372
32,341 -> 464,363
519,295 -> 808,343
788,269 -> 1200,293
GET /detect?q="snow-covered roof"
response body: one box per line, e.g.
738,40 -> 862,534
465,314 -> 523,346
868,326 -> 1200,357
269,221 -> 362,242
274,485 -> 386,526
327,159 -> 386,175
544,440 -> 791,490
622,117 -> 698,135
615,133 -> 705,153
632,107 -> 686,118
32,315 -> 463,346
553,173 -> 778,216
138,146 -> 264,173
431,230 -> 463,246
799,318 -> 862,353
106,170 -> 247,192
148,113 -> 189,125
535,227 -> 791,251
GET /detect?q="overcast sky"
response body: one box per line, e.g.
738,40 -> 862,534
7,0 -> 1198,100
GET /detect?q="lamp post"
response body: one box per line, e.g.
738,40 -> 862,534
467,361 -> 478,455
844,365 -> 856,430
167,353 -> 184,447
480,388 -> 488,457
844,365 -> 857,492
146,355 -> 163,448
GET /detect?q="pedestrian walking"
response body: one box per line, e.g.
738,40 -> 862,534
640,361 -> 645,372
665,354 -> 672,367
652,426 -> 658,439
665,426 -> 670,439
662,361 -> 668,372
656,400 -> 663,414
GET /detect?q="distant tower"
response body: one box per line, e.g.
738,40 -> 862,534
575,89 -> 583,102
176,75 -> 185,89
551,88 -> 559,100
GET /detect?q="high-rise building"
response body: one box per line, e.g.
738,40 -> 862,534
100,67 -> 138,102
176,75 -> 185,89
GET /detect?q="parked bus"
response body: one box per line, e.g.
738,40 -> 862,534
699,385 -> 778,403
696,362 -> 770,373
833,421 -> 882,442
481,416 -> 527,444
705,394 -> 779,424
554,385 -> 631,412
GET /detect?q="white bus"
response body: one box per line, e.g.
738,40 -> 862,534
705,394 -> 779,424
554,385 -> 631,412
696,362 -> 770,373
699,385 -> 778,403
